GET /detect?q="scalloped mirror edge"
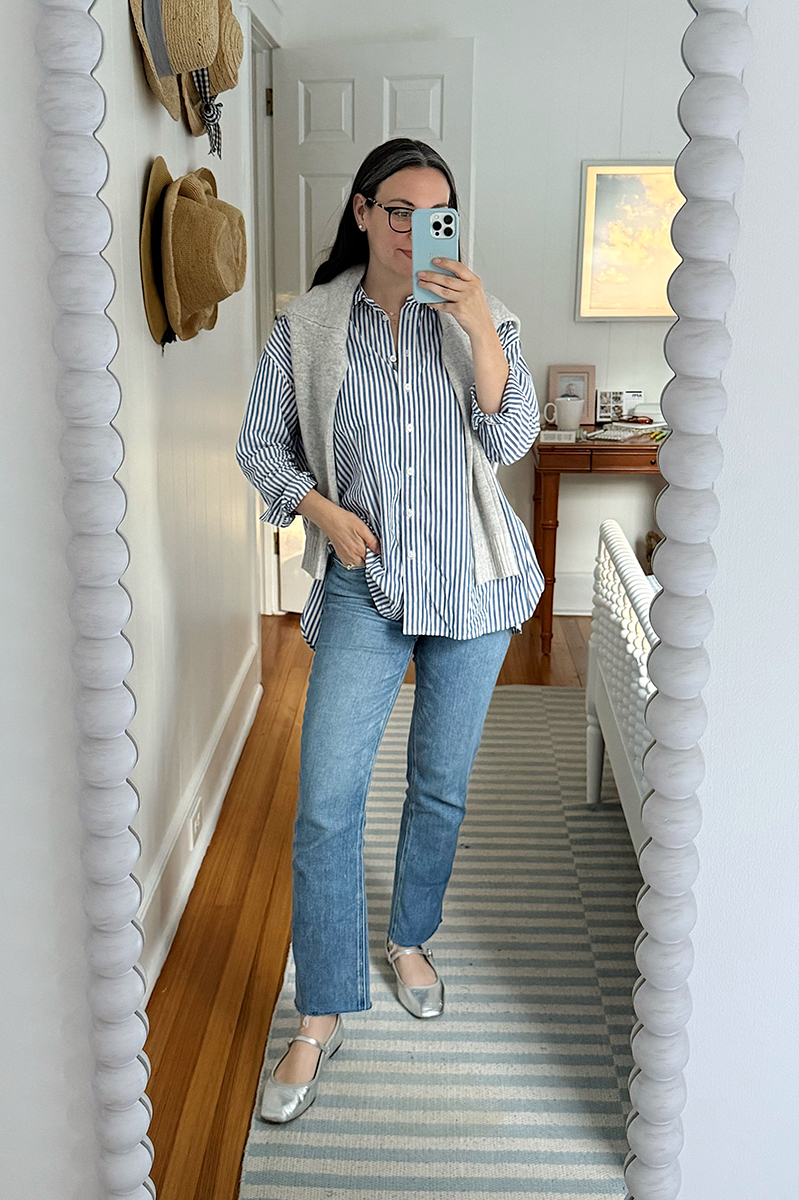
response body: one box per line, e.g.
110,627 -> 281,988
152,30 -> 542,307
34,0 -> 751,1195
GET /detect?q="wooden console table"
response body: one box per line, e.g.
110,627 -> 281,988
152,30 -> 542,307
532,428 -> 664,655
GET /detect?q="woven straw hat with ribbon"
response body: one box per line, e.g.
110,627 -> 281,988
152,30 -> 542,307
128,0 -> 218,121
139,156 -> 247,346
178,0 -> 244,155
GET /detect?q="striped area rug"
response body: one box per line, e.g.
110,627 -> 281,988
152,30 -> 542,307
239,685 -> 642,1199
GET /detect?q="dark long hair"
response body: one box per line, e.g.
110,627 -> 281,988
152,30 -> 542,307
310,138 -> 461,288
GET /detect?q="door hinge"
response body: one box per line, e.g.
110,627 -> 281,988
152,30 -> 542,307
273,529 -> 279,555
265,87 -> 273,116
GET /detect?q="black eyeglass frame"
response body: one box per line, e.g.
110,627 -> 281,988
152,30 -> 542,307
363,198 -> 415,233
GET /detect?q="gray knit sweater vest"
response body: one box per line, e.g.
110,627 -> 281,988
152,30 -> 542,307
282,263 -> 521,584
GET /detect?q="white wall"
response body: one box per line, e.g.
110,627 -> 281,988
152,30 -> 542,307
678,2 -> 799,1193
0,6 -> 102,1197
93,0 -> 282,996
280,0 -> 690,610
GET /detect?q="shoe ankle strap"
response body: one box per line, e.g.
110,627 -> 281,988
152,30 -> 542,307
289,1033 -> 326,1052
387,942 -> 432,964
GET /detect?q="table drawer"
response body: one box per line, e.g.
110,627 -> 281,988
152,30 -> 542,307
537,448 -> 592,471
591,448 -> 661,472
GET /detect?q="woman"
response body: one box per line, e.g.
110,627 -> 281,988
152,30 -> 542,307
236,137 -> 544,1123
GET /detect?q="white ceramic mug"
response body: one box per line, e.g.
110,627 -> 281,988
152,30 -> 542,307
544,395 -> 584,430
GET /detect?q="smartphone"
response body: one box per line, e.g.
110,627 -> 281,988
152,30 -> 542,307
411,207 -> 459,304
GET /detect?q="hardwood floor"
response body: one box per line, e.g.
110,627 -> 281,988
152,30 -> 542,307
143,610 -> 592,1198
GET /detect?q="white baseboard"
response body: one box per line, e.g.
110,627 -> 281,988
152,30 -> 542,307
552,571 -> 594,616
138,642 -> 263,1008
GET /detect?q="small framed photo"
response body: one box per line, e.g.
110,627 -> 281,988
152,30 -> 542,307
547,364 -> 596,426
596,389 -> 627,423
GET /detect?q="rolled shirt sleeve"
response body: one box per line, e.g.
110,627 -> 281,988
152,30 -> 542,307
235,315 -> 318,527
469,320 -> 540,466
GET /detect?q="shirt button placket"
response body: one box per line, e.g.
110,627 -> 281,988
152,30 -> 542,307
399,315 -> 415,565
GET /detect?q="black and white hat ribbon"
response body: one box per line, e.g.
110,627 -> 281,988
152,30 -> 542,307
191,66 -> 223,158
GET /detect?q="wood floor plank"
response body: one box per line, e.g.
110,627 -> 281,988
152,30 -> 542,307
144,665 -> 301,1082
195,834 -> 294,1200
547,617 -> 582,688
213,666 -> 307,910
562,616 -> 591,686
156,722 -> 301,1197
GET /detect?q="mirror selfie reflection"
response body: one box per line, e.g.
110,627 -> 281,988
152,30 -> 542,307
119,1 -> 690,1196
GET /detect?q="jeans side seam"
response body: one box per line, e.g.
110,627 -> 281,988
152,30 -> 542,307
388,693 -> 420,943
355,653 -> 413,1009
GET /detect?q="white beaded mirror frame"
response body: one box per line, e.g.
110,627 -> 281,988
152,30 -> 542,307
34,0 -> 752,1196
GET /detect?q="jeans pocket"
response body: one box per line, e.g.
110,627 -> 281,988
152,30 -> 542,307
331,551 -> 365,572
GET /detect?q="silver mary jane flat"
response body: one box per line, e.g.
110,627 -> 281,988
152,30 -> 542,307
386,937 -> 445,1019
260,1014 -> 344,1123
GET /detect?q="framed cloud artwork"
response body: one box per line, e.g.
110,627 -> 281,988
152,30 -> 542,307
575,161 -> 683,320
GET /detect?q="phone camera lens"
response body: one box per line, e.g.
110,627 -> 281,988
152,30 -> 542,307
444,214 -> 453,224
432,221 -> 441,231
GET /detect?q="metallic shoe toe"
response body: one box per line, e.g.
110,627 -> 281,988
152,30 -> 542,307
397,978 -> 445,1019
260,1074 -> 317,1123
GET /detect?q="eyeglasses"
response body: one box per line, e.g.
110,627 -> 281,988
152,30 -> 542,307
364,198 -> 414,233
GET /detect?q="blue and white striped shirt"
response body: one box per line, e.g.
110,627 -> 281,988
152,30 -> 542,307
237,280 -> 545,650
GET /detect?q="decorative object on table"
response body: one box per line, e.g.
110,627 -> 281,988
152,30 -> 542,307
575,161 -> 682,320
544,395 -> 585,431
547,364 -> 596,426
177,0 -> 244,157
139,156 -> 247,347
539,429 -> 577,444
595,388 -> 629,423
627,390 -> 667,423
623,388 -> 645,411
128,0 -> 219,122
584,426 -> 641,442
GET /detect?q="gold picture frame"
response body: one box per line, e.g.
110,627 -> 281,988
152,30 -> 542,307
547,364 -> 596,427
576,161 -> 683,320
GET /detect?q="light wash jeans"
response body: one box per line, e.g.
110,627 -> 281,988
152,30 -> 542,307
291,551 -> 512,1016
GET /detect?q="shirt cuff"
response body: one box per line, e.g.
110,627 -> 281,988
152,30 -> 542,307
258,475 -> 317,527
468,376 -> 540,466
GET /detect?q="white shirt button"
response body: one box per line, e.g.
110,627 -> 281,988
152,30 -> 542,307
407,466 -> 413,475
407,508 -> 413,517
408,550 -> 415,559
404,382 -> 411,392
389,354 -> 396,362
406,424 -> 413,433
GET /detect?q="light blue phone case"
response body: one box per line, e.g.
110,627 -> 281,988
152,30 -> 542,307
411,207 -> 459,303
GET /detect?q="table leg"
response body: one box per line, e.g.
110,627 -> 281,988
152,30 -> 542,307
533,469 -> 560,656
533,465 -> 542,559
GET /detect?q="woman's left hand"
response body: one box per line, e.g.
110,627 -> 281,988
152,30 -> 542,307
417,258 -> 494,339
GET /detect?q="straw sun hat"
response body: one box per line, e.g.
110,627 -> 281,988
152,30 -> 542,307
128,0 -> 219,121
129,0 -> 243,155
139,156 -> 247,346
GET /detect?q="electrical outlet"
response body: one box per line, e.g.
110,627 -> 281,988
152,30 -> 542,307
189,798 -> 203,851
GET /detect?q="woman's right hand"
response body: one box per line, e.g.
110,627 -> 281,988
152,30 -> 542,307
325,508 -> 381,568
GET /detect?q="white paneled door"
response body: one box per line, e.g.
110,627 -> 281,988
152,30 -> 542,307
269,37 -> 475,615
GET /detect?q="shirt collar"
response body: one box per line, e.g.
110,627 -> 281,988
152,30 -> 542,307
352,279 -> 422,314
